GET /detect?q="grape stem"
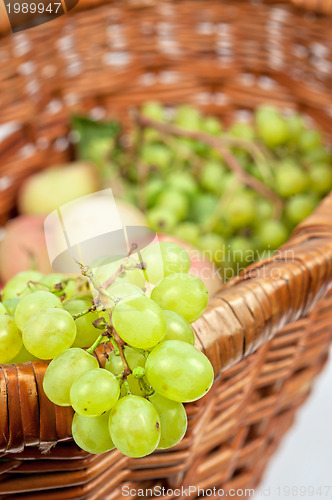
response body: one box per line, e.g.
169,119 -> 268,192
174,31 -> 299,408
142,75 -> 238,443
139,377 -> 154,397
101,244 -> 140,290
72,305 -> 96,320
137,115 -> 283,218
86,333 -> 104,355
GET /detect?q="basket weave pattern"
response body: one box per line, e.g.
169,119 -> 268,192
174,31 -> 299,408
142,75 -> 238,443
0,1 -> 332,498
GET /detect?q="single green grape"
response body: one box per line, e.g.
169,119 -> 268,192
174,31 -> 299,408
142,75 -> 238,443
108,283 -> 144,305
201,116 -> 222,135
149,392 -> 187,449
224,192 -> 256,229
199,161 -> 226,195
157,190 -> 189,220
112,296 -> 166,349
298,129 -> 322,154
2,298 -> 20,316
287,114 -> 305,144
275,160 -> 309,198
2,271 -> 43,300
162,310 -> 195,345
257,220 -> 288,249
229,236 -> 255,266
108,395 -> 160,457
189,193 -> 219,225
173,222 -> 200,246
43,348 -> 99,406
0,303 -> 7,314
141,241 -> 191,285
23,308 -> 77,359
229,122 -> 255,141
174,105 -> 201,130
63,299 -> 101,348
147,206 -> 178,233
146,178 -> 164,207
151,273 -> 208,323
141,144 -> 172,170
70,367 -> 120,416
256,198 -> 274,221
72,411 -> 115,454
145,340 -> 214,402
15,291 -> 63,331
167,171 -> 198,197
309,164 -> 332,196
197,233 -> 225,266
285,194 -> 318,225
255,106 -> 289,148
141,101 -> 165,121
0,315 -> 23,363
8,344 -> 39,363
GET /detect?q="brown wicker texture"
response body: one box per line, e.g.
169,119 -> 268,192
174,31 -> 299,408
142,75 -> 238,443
0,0 -> 332,498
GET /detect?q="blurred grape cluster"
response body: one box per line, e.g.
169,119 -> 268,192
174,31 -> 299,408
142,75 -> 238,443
73,103 -> 332,279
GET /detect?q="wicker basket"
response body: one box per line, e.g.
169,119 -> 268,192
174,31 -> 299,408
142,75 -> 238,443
0,0 -> 332,498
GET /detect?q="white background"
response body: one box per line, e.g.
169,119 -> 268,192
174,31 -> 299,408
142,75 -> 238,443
254,349 -> 332,500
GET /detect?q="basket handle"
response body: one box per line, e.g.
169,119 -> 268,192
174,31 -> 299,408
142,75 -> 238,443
193,192 -> 332,375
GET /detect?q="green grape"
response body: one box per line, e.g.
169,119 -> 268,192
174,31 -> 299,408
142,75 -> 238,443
255,106 -> 289,148
40,273 -> 77,299
309,164 -> 332,195
93,256 -> 145,290
141,144 -> 172,170
141,241 -> 191,285
189,193 -> 218,225
149,392 -> 187,449
105,347 -> 146,397
173,222 -> 200,246
0,315 -> 22,363
162,310 -> 195,345
298,129 -> 322,154
0,303 -> 7,314
23,308 -> 77,359
146,178 -> 164,207
229,237 -> 254,266
197,233 -> 225,265
145,340 -> 214,402
2,271 -> 43,300
70,367 -> 120,416
64,299 -> 101,348
219,172 -> 237,196
167,171 -> 198,197
72,411 -> 115,454
257,220 -> 288,249
157,190 -> 189,220
151,273 -> 208,323
174,105 -> 201,130
2,298 -> 20,316
285,194 -> 318,225
15,291 -> 63,331
8,344 -> 39,363
108,395 -> 160,457
43,348 -> 99,406
201,116 -> 222,135
275,160 -> 309,198
229,122 -> 255,141
256,198 -> 273,221
224,192 -> 256,229
199,161 -> 226,194
287,114 -> 305,144
141,101 -> 165,121
147,206 -> 178,233
112,296 -> 166,349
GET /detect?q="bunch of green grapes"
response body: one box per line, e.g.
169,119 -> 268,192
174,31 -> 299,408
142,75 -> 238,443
106,103 -> 332,278
22,241 -> 214,458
